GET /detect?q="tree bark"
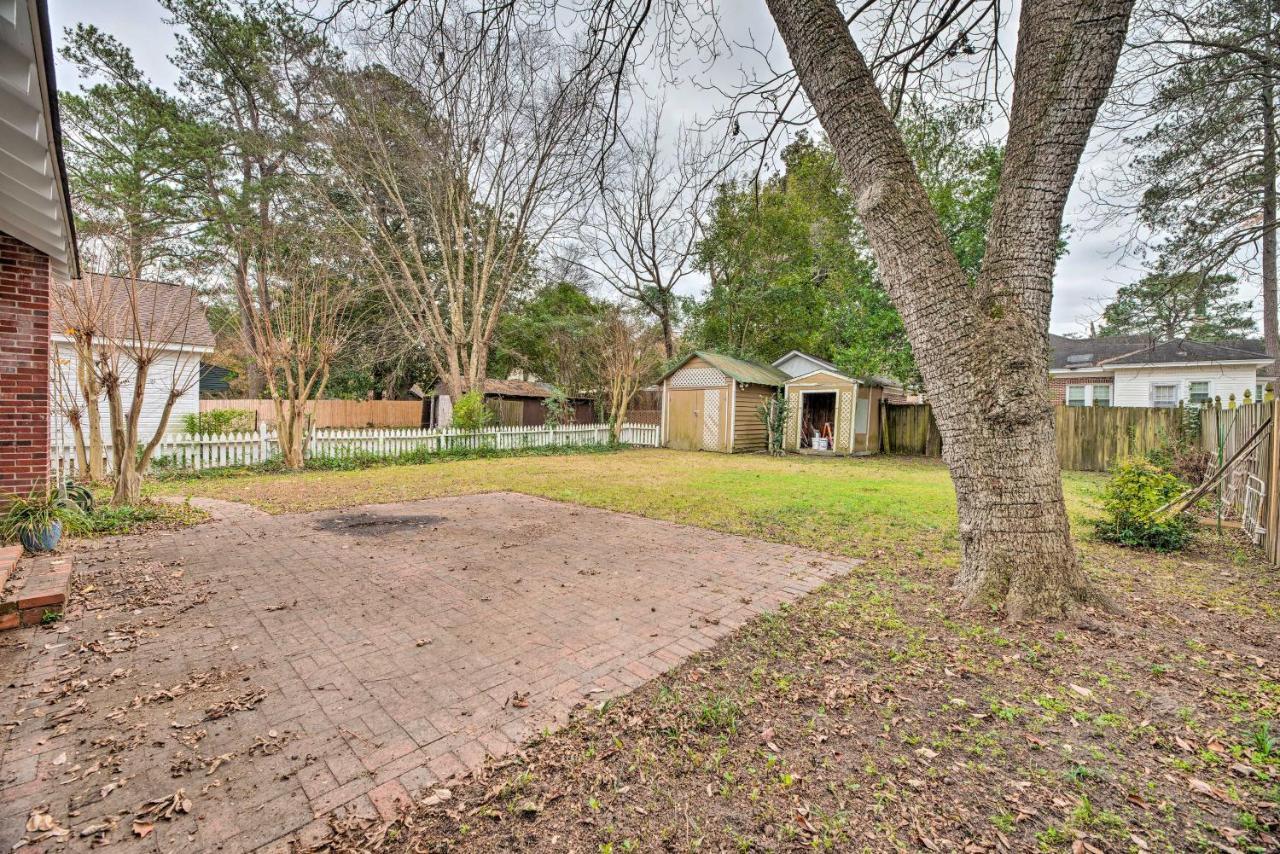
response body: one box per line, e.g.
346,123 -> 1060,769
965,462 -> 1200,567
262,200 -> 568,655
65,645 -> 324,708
765,0 -> 1131,618
659,308 -> 675,360
1263,40 -> 1278,362
275,398 -> 307,470
76,340 -> 105,481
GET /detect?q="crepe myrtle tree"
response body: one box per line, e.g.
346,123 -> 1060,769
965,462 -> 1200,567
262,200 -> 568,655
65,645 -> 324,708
588,306 -> 665,443
245,260 -> 353,470
53,264 -> 204,506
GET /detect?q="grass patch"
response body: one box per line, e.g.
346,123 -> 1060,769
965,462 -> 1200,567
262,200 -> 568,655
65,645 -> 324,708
67,497 -> 207,537
151,449 -> 1106,560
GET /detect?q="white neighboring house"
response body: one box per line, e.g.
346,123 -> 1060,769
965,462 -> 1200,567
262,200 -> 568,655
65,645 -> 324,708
1049,335 -> 1274,409
50,275 -> 214,448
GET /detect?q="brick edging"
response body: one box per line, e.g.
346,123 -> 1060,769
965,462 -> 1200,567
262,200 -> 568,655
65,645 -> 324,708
0,547 -> 71,630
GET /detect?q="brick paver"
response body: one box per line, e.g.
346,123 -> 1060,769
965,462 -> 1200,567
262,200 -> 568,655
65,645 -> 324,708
0,493 -> 853,851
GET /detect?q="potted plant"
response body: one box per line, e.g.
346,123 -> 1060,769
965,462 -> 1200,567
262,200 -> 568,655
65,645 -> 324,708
1,490 -> 83,553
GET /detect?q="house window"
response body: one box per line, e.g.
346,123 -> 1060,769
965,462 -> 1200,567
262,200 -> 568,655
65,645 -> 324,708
1151,383 -> 1179,408
1066,386 -> 1087,407
1259,383 -> 1269,402
1091,385 -> 1111,407
1187,381 -> 1211,404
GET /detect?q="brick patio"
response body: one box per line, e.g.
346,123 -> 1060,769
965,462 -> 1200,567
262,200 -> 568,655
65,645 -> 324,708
0,493 -> 853,851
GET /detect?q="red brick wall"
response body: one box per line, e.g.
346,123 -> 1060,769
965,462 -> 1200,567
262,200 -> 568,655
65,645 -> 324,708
0,233 -> 50,498
1048,374 -> 1113,404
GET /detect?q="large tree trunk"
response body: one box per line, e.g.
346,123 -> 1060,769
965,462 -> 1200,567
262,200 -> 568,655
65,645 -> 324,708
1263,54 -> 1278,362
765,0 -> 1131,618
659,309 -> 675,360
112,460 -> 142,506
275,399 -> 307,470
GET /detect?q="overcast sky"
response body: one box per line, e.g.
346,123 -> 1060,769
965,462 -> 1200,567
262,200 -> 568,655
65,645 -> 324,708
46,0 -> 1189,336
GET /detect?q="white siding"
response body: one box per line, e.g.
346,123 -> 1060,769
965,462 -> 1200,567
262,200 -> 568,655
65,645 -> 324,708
51,341 -> 203,447
1111,363 -> 1259,408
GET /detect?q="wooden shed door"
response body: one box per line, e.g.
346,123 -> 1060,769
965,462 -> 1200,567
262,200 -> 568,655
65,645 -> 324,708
666,389 -> 703,450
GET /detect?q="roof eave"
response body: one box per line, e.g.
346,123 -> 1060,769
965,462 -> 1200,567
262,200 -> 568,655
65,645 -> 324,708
1108,358 -> 1273,370
0,0 -> 78,277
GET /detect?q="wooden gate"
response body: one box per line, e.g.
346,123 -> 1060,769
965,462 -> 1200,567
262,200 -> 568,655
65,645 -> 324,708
666,389 -> 704,450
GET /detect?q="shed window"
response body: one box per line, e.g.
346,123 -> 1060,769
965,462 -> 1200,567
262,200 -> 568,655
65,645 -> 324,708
1151,383 -> 1179,408
1066,386 -> 1087,407
1187,381 -> 1211,404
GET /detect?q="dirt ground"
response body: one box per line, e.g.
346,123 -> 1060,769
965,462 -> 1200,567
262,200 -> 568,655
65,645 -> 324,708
321,535 -> 1280,853
1,493 -> 851,852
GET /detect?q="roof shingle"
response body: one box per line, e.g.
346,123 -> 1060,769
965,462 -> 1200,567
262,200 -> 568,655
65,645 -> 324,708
51,274 -> 214,349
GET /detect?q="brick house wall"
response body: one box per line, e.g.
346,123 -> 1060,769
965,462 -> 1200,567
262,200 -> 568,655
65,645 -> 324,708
0,232 -> 50,498
1048,374 -> 1113,405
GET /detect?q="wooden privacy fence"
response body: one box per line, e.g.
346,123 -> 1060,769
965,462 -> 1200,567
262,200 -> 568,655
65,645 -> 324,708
200,398 -> 424,429
50,422 -> 660,476
881,403 -> 1184,472
881,403 -> 943,458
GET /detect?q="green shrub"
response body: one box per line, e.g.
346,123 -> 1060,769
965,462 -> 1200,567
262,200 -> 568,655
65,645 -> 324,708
450,390 -> 495,431
543,387 -> 572,427
183,408 -> 255,435
1,490 -> 83,543
1094,459 -> 1193,551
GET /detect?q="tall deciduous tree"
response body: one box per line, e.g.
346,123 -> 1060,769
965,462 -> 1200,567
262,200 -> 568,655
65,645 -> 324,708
760,0 -> 1132,618
1098,271 -> 1257,340
317,9 -> 605,400
574,111 -> 710,358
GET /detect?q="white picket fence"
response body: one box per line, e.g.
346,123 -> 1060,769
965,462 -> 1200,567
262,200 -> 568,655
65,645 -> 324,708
49,422 -> 660,477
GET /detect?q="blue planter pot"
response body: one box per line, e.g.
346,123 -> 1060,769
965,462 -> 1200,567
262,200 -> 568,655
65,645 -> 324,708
19,521 -> 62,553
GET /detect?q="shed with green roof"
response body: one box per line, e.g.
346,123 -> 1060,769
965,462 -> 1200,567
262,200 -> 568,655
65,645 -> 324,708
658,351 -> 787,452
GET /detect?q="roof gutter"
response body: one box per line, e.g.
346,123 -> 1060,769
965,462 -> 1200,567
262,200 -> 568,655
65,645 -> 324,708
31,0 -> 79,279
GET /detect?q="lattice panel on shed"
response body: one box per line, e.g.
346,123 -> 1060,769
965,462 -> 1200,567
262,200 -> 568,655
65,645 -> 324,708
784,395 -> 800,449
837,392 -> 853,452
702,389 -> 722,449
670,367 -> 727,389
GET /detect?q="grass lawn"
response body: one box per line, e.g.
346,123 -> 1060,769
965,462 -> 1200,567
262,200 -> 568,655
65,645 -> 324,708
154,448 -> 1280,852
150,448 -> 1106,564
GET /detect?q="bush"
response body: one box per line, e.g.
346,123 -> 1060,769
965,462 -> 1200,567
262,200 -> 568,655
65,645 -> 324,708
450,390 -> 495,431
1,490 -> 83,544
1094,459 -> 1193,551
184,409 -> 255,435
543,387 -> 572,427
